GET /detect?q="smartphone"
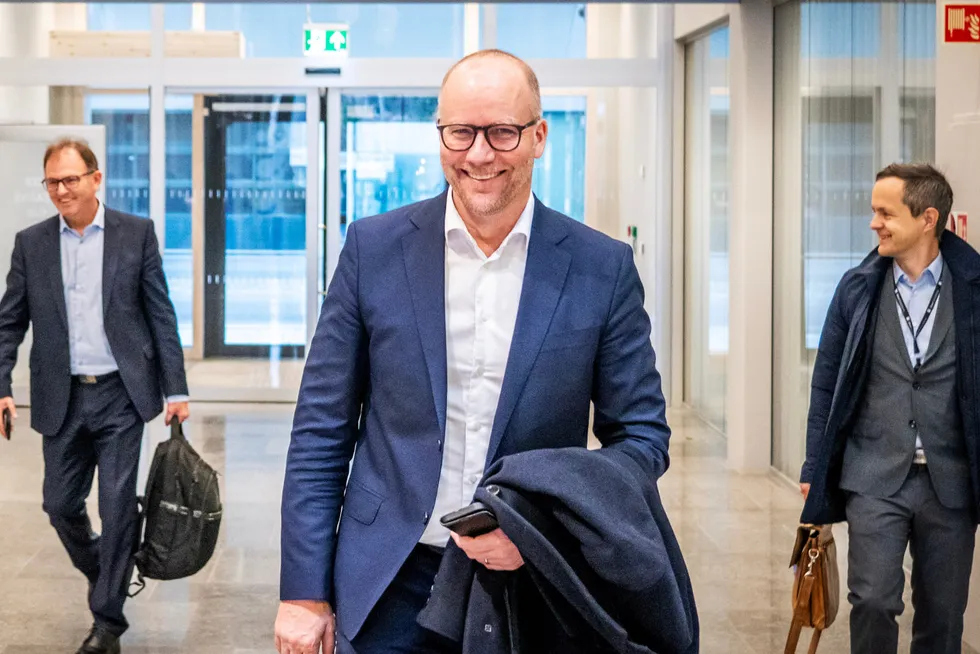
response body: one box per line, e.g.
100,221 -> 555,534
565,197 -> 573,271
440,501 -> 499,538
2,408 -> 11,440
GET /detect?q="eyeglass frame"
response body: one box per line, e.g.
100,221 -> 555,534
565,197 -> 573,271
436,119 -> 541,152
41,169 -> 98,192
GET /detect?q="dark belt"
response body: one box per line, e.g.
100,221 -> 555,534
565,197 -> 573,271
73,371 -> 120,385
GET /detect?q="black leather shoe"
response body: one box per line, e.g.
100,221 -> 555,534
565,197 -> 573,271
76,627 -> 121,654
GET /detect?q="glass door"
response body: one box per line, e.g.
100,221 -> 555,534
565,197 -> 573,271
203,94 -> 308,358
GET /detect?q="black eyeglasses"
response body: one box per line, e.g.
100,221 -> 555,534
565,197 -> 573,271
437,119 -> 539,152
42,170 -> 97,193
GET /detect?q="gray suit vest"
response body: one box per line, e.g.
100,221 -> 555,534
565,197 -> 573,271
840,265 -> 972,508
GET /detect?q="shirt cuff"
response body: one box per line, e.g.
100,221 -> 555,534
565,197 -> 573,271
166,395 -> 190,404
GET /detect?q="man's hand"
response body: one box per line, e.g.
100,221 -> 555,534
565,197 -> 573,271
450,528 -> 524,571
165,401 -> 190,425
0,397 -> 16,440
275,600 -> 335,654
800,483 -> 811,500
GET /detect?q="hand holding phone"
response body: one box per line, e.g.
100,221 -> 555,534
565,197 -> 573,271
2,408 -> 12,441
440,501 -> 499,538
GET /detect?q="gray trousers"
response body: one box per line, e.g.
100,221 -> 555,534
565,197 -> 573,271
846,465 -> 977,654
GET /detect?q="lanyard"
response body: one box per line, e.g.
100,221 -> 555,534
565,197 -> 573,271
893,263 -> 944,369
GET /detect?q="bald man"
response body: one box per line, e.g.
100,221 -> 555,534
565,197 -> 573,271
275,49 -> 671,654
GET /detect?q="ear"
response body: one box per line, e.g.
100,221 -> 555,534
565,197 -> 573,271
922,207 -> 940,235
92,170 -> 104,189
532,119 -> 548,159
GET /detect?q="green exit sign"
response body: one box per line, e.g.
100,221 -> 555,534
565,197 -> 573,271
304,23 -> 349,57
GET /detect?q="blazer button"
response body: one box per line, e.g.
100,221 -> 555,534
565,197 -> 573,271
423,512 -> 429,524
486,485 -> 500,496
909,420 -> 917,430
913,381 -> 921,390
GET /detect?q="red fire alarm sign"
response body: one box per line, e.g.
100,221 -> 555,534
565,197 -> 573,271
946,5 -> 980,42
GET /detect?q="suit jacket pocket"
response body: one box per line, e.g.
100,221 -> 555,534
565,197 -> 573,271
539,326 -> 601,353
342,483 -> 383,525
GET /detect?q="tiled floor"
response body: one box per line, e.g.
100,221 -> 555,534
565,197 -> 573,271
0,405 -> 975,653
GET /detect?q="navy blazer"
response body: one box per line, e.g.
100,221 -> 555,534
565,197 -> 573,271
280,192 -> 672,641
800,231 -> 980,525
0,208 -> 188,435
417,447 -> 698,654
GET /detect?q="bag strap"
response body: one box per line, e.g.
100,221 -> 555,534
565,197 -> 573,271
808,628 -> 822,654
170,418 -> 186,442
784,572 -> 814,654
127,571 -> 146,598
785,541 -> 821,654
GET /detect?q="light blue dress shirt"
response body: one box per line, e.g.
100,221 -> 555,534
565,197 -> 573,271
61,202 -> 188,405
892,252 -> 944,454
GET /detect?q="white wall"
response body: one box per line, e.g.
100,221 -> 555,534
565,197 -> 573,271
0,3 -> 53,123
675,3 -> 734,41
673,0 -> 773,473
0,3 -> 86,123
936,4 -> 980,647
585,4 -> 674,404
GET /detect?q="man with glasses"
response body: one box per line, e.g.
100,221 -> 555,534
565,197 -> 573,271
276,50 -> 671,654
0,138 -> 189,654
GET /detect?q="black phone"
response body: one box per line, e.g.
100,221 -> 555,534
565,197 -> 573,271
2,408 -> 11,440
440,501 -> 498,538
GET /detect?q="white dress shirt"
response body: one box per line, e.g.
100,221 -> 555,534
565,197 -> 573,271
61,202 -> 189,405
419,189 -> 535,546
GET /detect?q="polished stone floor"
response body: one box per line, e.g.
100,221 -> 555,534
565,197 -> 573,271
0,404 -> 975,653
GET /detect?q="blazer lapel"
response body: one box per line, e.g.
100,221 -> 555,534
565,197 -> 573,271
102,209 -> 122,315
402,195 -> 449,437
484,202 -> 571,466
923,265 -> 954,364
45,217 -> 69,331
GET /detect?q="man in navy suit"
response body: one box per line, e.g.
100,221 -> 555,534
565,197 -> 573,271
275,49 -> 672,654
0,139 -> 189,654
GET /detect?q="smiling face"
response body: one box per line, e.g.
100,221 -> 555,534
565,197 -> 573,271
437,56 -> 547,225
870,176 -> 938,258
43,147 -> 102,223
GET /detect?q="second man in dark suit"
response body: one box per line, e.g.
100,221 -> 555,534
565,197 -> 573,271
0,138 -> 190,654
800,163 -> 980,654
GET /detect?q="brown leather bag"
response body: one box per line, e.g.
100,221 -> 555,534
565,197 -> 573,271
784,524 -> 840,654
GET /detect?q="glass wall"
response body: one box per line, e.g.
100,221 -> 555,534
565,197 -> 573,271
684,27 -> 730,433
772,0 -> 936,478
494,3 -> 587,58
164,95 -> 194,348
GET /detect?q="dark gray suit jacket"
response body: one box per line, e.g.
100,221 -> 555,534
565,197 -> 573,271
0,208 -> 188,435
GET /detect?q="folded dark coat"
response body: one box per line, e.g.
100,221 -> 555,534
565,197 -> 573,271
417,446 -> 699,654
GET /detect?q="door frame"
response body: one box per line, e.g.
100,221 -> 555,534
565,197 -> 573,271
201,93 -> 310,359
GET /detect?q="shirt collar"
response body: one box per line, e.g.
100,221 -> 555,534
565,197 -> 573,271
893,251 -> 944,288
59,201 -> 105,234
445,189 -> 534,256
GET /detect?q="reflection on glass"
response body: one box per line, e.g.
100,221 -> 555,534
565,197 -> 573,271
684,27 -> 730,433
537,96 -> 586,221
164,95 -> 194,347
85,93 -> 150,218
220,107 -> 307,347
339,94 -> 444,242
772,0 -> 937,479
